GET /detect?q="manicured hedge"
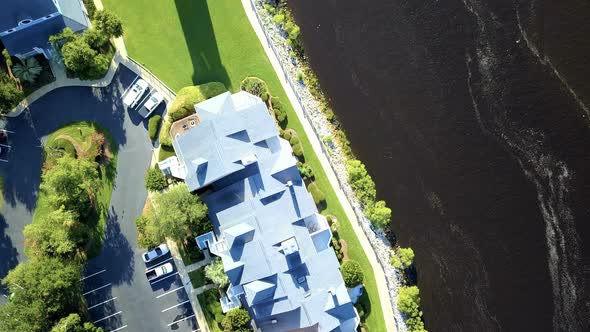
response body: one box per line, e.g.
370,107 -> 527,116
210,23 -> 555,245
148,114 -> 162,140
169,82 -> 227,121
240,76 -> 269,102
307,181 -> 325,206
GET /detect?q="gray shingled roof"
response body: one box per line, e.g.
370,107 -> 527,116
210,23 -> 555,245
185,92 -> 359,331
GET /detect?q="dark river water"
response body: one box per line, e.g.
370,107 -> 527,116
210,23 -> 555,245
288,0 -> 590,330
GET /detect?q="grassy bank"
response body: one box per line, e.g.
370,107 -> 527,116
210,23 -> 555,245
33,121 -> 118,257
102,0 -> 386,329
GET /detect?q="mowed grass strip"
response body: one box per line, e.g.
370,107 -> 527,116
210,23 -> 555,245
103,0 -> 386,329
33,121 -> 118,258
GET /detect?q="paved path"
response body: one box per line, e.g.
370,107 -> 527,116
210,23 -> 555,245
240,1 -> 396,330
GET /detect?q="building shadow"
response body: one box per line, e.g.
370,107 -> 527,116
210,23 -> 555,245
174,0 -> 231,88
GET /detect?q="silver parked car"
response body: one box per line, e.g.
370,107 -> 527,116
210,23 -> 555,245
138,91 -> 164,118
142,243 -> 169,263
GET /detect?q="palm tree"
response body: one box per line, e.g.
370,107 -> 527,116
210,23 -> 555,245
13,57 -> 42,83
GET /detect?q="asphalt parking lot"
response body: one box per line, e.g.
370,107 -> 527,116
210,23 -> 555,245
82,256 -> 199,332
0,65 -> 199,331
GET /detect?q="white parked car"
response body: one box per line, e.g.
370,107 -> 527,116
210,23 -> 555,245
138,91 -> 164,118
142,243 -> 169,263
123,79 -> 149,108
146,263 -> 174,281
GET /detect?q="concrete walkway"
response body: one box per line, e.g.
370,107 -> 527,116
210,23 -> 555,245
240,1 -> 397,330
167,239 -> 212,332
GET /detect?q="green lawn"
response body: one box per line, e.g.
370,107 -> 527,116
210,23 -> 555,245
103,0 -> 386,329
33,121 -> 118,257
188,267 -> 207,289
197,288 -> 223,332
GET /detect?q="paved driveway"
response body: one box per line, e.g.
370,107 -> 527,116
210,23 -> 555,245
0,66 -> 197,331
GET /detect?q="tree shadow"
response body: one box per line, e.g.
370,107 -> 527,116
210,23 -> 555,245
0,214 -> 19,287
174,0 -> 231,88
93,207 -> 135,285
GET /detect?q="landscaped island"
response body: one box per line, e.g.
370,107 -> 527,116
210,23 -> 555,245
0,121 -> 117,331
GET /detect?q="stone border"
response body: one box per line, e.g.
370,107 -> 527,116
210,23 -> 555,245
245,1 -> 406,331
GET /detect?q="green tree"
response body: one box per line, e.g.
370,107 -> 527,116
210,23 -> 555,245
93,10 -> 123,38
23,208 -> 86,259
40,155 -> 99,218
205,258 -> 229,289
151,184 -> 210,241
0,71 -> 23,113
0,258 -> 82,332
398,286 -> 427,332
50,314 -> 103,332
365,200 -> 391,229
135,215 -> 160,249
49,27 -> 76,46
341,260 -> 364,287
12,57 -> 42,83
345,159 -> 376,205
391,247 -> 415,269
83,28 -> 108,49
61,37 -> 98,73
145,167 -> 167,192
221,308 -> 251,332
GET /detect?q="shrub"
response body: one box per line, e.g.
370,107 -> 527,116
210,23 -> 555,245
365,200 -> 392,229
289,135 -> 300,146
289,50 -> 296,58
341,260 -> 364,287
93,10 -> 123,38
391,247 -> 415,269
61,36 -> 110,80
263,4 -> 276,14
345,159 -> 376,206
297,162 -> 314,180
159,119 -> 173,147
205,258 -> 229,289
168,82 -> 227,121
51,139 -> 76,158
240,77 -> 269,101
292,143 -> 304,158
398,286 -> 426,332
148,115 -> 162,140
307,182 -> 325,206
221,308 -> 251,332
83,28 -> 108,49
144,167 -> 167,192
281,129 -> 292,141
273,14 -> 285,24
0,71 -> 24,113
271,97 -> 286,125
296,71 -> 304,82
13,57 -> 42,83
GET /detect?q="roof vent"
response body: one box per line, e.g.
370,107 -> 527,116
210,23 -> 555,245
18,19 -> 32,26
328,287 -> 336,295
286,180 -> 293,187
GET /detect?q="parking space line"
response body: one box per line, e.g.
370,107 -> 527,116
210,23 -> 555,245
93,311 -> 122,324
88,297 -> 117,310
150,272 -> 179,285
145,257 -> 173,271
156,286 -> 184,299
83,283 -> 111,296
108,325 -> 128,332
167,314 -> 196,326
161,300 -> 190,312
81,269 -> 107,281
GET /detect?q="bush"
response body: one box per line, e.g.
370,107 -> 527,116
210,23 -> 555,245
221,308 -> 251,332
307,182 -> 325,206
144,167 -> 167,192
0,71 -> 24,113
148,115 -> 162,140
281,129 -> 292,141
169,82 -> 227,121
391,247 -> 415,269
292,143 -> 304,158
93,10 -> 123,38
289,135 -> 300,146
50,139 -> 76,159
297,162 -> 314,180
159,119 -> 173,147
273,14 -> 285,24
398,286 -> 426,332
365,200 -> 392,229
271,97 -> 287,125
345,159 -> 376,206
61,36 -> 110,80
341,260 -> 364,287
240,77 -> 269,101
